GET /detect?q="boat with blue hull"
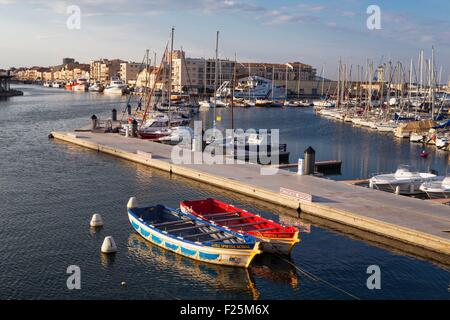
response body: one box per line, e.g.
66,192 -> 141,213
127,197 -> 261,268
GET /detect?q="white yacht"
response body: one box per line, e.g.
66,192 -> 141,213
104,79 -> 127,95
234,76 -> 284,100
158,126 -> 193,145
369,165 -> 437,195
420,177 -> 450,198
410,132 -> 425,143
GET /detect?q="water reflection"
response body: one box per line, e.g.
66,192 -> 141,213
100,252 -> 116,268
250,254 -> 299,289
127,234 -> 260,299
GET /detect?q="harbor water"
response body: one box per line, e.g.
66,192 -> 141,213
0,85 -> 448,299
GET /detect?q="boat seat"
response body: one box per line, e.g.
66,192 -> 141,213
212,216 -> 246,223
183,230 -> 224,239
170,224 -> 211,233
207,235 -> 240,243
153,219 -> 195,228
231,221 -> 265,228
201,212 -> 240,218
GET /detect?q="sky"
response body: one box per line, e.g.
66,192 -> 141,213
0,0 -> 449,81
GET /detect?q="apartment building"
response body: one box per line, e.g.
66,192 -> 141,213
119,62 -> 142,85
90,59 -> 124,82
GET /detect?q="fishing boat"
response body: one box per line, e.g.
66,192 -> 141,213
127,197 -> 261,268
369,165 -> 437,195
420,177 -> 450,198
179,198 -> 299,255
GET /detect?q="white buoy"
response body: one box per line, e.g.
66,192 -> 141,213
127,197 -> 138,209
101,236 -> 117,254
90,214 -> 104,227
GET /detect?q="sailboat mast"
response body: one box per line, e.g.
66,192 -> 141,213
213,30 -> 219,128
168,27 -> 174,111
431,46 -> 435,119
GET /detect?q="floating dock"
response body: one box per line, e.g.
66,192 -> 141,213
51,131 -> 450,265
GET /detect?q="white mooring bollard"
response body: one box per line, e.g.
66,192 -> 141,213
395,186 -> 400,195
127,197 -> 138,209
90,214 -> 104,227
101,236 -> 117,254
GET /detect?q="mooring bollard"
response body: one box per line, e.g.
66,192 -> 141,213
303,146 -> 315,175
101,236 -> 117,254
125,125 -> 130,138
112,109 -> 117,121
297,158 -> 304,175
395,186 -> 400,195
131,120 -> 138,137
127,104 -> 131,115
192,138 -> 196,152
91,114 -> 98,130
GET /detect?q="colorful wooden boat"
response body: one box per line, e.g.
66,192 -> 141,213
180,198 -> 300,255
127,197 -> 261,268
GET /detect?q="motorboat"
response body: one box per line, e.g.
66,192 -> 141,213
158,126 -> 193,145
43,81 -> 52,87
104,79 -> 127,95
436,137 -> 449,149
369,165 -> 438,195
88,82 -> 104,92
410,132 -> 425,143
52,80 -> 65,88
420,177 -> 450,198
207,130 -> 290,165
234,76 -> 284,100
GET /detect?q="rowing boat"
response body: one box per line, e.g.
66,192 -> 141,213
179,198 -> 299,255
127,197 -> 261,268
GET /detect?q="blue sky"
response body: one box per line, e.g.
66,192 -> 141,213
1,0 -> 449,80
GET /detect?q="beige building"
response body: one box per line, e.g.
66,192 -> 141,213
120,62 -> 142,85
90,59 -> 124,82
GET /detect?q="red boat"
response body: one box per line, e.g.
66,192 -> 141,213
180,198 -> 299,255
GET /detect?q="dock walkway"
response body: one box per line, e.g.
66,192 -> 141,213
51,131 -> 450,264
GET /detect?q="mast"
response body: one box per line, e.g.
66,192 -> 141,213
168,27 -> 174,111
297,63 -> 301,100
431,46 -> 435,119
285,64 -> 288,101
213,30 -> 219,129
271,65 -> 275,101
231,53 -> 237,131
336,59 -> 341,109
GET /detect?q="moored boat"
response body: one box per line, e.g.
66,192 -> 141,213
420,177 -> 450,198
127,198 -> 261,268
180,198 -> 299,255
369,165 -> 437,195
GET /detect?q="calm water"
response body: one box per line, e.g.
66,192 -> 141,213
0,85 -> 448,300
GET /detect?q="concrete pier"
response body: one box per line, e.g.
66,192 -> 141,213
51,131 -> 450,265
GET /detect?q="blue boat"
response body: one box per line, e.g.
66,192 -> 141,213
127,197 -> 261,268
